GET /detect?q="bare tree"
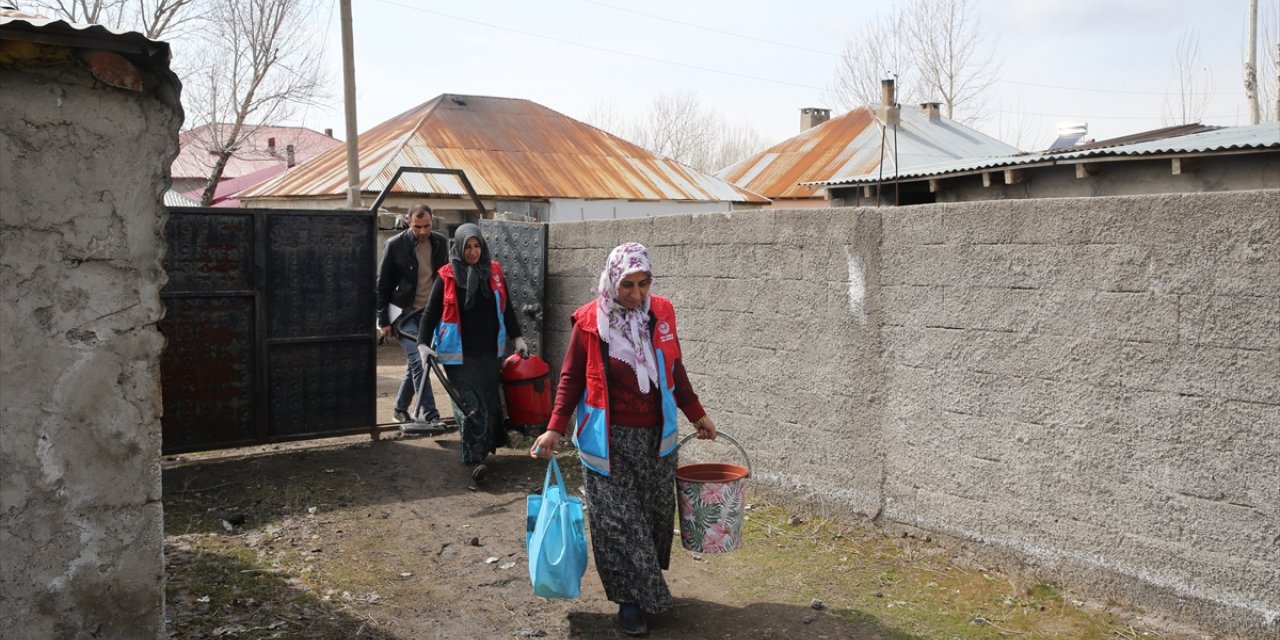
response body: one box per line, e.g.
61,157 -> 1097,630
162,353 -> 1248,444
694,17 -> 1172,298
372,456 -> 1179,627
631,92 -> 721,171
582,100 -> 631,138
826,10 -> 920,112
26,0 -> 126,24
706,121 -> 770,174
906,0 -> 999,122
136,0 -> 204,39
1163,28 -> 1215,125
826,0 -> 999,124
182,0 -> 328,206
26,0 -> 202,38
582,93 -> 769,173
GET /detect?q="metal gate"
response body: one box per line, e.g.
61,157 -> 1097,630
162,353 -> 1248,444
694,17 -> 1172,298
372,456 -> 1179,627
481,219 -> 546,356
160,207 -> 377,454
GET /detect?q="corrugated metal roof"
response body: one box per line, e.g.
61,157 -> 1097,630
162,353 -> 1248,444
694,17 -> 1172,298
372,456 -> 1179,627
164,189 -> 201,207
171,124 -> 342,180
1043,123 -> 1217,155
816,122 -> 1280,186
239,94 -> 768,204
1051,121 -> 1278,159
716,105 -> 1020,199
0,13 -> 174,78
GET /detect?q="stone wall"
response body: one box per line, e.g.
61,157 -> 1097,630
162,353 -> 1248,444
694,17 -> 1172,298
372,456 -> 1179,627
0,49 -> 182,638
543,190 -> 1279,638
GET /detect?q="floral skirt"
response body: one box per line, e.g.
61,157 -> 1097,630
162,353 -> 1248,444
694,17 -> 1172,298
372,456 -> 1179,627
583,424 -> 677,614
443,355 -> 508,465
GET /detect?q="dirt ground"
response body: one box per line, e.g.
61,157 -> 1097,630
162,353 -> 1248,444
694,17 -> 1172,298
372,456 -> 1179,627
160,342 -> 1200,640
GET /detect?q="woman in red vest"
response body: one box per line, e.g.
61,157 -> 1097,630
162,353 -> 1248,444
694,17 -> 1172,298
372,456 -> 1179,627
531,242 -> 716,636
417,224 -> 527,484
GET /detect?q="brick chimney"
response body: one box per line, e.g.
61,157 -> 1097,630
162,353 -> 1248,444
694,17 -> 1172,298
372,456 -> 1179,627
800,107 -> 830,130
876,78 -> 901,126
919,102 -> 942,121
324,128 -> 333,137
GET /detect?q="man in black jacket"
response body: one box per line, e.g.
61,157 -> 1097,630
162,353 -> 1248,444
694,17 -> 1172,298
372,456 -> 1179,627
377,204 -> 449,432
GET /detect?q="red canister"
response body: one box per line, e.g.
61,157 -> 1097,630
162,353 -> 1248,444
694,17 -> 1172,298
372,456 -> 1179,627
501,353 -> 552,428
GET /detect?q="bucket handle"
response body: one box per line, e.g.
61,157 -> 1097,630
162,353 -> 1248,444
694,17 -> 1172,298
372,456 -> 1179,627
677,431 -> 752,478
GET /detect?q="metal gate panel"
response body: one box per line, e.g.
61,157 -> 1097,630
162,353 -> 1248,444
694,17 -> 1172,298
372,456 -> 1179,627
481,219 -> 546,355
160,291 -> 257,451
161,207 -> 376,455
263,213 -> 376,437
161,211 -> 258,453
267,341 -> 373,436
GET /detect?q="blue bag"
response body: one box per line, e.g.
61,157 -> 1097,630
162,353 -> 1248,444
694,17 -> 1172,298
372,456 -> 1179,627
526,457 -> 588,599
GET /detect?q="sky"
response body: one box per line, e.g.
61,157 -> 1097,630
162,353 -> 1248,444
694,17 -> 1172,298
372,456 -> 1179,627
271,0 -> 1277,153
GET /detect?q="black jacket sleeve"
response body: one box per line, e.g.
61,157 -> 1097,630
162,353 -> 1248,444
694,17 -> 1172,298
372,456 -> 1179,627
417,278 -> 445,347
374,236 -> 398,328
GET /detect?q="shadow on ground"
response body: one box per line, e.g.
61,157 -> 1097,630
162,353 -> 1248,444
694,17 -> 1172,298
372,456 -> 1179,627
163,434 -> 537,537
567,597 -> 922,639
165,543 -> 401,639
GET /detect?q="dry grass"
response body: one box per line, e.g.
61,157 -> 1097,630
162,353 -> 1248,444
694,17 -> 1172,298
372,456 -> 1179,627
162,438 -> 1180,639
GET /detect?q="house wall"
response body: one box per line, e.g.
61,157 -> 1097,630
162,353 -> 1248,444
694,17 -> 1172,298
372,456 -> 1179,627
543,191 -> 1279,639
939,154 -> 1280,202
0,53 -> 181,639
829,153 -> 1280,206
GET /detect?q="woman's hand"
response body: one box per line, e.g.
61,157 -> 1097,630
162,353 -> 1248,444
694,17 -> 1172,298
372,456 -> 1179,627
694,415 -> 717,440
531,430 -> 561,459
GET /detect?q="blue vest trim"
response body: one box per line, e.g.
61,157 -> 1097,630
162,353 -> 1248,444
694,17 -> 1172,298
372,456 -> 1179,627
656,350 -> 679,457
494,295 -> 508,355
573,394 -> 610,475
434,321 -> 463,365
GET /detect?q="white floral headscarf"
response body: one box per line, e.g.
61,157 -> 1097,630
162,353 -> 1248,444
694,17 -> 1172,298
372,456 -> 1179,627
596,242 -> 658,393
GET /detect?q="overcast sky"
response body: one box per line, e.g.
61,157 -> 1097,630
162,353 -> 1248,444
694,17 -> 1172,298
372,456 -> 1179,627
278,0 -> 1276,153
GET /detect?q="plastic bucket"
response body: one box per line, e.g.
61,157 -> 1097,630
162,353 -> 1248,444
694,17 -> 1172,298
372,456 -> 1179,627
675,432 -> 751,553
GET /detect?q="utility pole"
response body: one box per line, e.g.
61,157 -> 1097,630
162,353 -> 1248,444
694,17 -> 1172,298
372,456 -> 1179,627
1246,0 -> 1260,124
340,0 -> 361,208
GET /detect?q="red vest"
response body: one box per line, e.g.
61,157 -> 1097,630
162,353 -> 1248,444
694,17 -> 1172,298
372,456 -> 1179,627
570,295 -> 681,476
433,260 -> 508,364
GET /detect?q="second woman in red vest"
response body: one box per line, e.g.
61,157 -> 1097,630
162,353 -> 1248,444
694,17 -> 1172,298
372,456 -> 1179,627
417,223 -> 527,484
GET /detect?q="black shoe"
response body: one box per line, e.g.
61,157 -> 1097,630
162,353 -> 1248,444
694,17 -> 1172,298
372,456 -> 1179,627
469,463 -> 489,485
617,603 -> 648,636
394,409 -> 411,423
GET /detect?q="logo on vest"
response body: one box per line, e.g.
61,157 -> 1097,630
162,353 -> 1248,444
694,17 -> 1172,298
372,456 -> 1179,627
657,321 -> 674,342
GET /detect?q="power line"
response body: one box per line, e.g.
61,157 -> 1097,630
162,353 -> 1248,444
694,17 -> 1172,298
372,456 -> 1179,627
580,0 -> 842,57
988,108 -> 1241,121
370,0 -> 826,91
998,78 -> 1240,97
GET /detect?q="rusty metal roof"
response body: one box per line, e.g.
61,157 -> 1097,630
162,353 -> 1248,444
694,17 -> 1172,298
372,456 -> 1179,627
717,105 -> 1020,199
239,94 -> 768,204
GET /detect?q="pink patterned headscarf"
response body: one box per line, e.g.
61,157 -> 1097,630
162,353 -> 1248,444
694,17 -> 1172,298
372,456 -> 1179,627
596,243 -> 658,393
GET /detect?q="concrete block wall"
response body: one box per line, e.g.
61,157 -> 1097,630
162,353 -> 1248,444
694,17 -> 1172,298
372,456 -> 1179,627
879,192 -> 1278,638
545,210 -> 886,517
0,59 -> 181,637
544,190 -> 1279,638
